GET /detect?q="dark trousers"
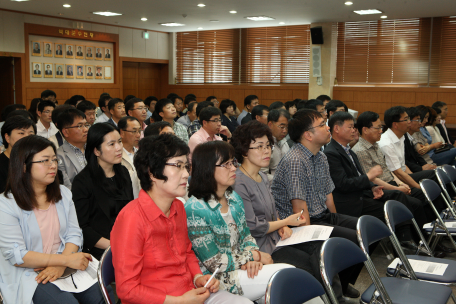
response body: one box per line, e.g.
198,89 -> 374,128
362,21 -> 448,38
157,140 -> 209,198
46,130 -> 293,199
410,170 -> 447,215
33,281 -> 114,304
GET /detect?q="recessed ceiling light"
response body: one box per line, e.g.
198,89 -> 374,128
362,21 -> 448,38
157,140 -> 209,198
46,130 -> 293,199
210,20 -> 219,22
10,0 -> 30,2
141,17 -> 147,21
380,15 -> 388,19
245,16 -> 275,21
345,1 -> 353,5
354,9 -> 382,15
229,10 -> 237,14
198,27 -> 203,29
93,11 -> 122,16
63,4 -> 71,7
279,22 -> 285,24
160,22 -> 185,26
197,3 -> 205,7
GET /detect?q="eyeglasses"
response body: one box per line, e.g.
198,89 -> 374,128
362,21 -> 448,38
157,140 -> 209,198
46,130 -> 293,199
42,110 -> 53,114
411,119 -> 421,123
208,119 -> 222,123
31,158 -> 59,167
370,125 -> 384,130
216,158 -> 240,169
274,123 -> 288,130
165,162 -> 190,173
306,121 -> 327,131
249,144 -> 274,152
65,123 -> 91,130
123,129 -> 142,135
133,107 -> 147,112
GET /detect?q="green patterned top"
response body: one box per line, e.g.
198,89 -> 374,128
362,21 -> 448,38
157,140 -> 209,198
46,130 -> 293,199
185,191 -> 259,295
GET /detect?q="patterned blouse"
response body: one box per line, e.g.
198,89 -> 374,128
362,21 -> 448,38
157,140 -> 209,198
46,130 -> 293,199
185,191 -> 259,295
173,121 -> 189,144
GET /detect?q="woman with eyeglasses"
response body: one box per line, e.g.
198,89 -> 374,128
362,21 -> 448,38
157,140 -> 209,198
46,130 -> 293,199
0,135 -> 111,304
72,123 -> 133,261
186,140 -> 294,301
110,134 -> 249,304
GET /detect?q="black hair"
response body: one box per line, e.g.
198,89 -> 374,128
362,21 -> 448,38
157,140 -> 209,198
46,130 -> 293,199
206,96 -> 217,102
152,98 -> 174,122
432,101 -> 446,109
405,107 -> 421,121
328,111 -> 354,133
125,98 -> 144,115
428,107 -> 440,126
220,99 -> 236,114
325,100 -> 347,117
199,107 -> 222,123
51,105 -> 73,124
185,93 -> 196,100
268,101 -> 285,111
244,95 -> 258,107
188,141 -> 235,201
251,105 -> 269,121
68,95 -> 85,106
1,116 -> 37,148
167,93 -> 178,100
288,109 -> 322,143
267,109 -> 290,122
196,100 -> 214,118
316,95 -> 331,102
184,96 -> 197,106
296,100 -> 308,111
118,116 -> 140,131
187,101 -> 198,112
144,96 -> 158,107
41,90 -> 56,99
384,106 -> 407,129
356,111 -> 380,135
304,99 -> 324,111
144,121 -> 172,137
135,134 -> 189,191
231,120 -> 274,162
415,105 -> 430,121
124,95 -> 136,103
98,93 -> 111,111
2,104 -> 27,121
107,98 -> 124,111
28,98 -> 42,122
37,99 -> 56,112
56,108 -> 86,133
6,110 -> 34,121
285,101 -> 297,110
76,100 -> 96,113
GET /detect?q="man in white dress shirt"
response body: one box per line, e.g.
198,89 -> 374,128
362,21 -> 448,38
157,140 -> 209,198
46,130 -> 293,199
119,116 -> 141,198
36,100 -> 58,139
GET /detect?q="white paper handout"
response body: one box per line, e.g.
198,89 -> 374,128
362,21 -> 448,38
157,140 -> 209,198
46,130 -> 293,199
423,222 -> 456,229
388,257 -> 448,276
276,225 -> 334,247
51,256 -> 99,293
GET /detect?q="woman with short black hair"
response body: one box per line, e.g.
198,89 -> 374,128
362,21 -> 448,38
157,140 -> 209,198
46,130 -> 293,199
151,98 -> 189,143
220,99 -> 239,136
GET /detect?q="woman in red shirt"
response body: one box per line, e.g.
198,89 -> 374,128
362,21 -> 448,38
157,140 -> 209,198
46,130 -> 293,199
110,134 -> 251,304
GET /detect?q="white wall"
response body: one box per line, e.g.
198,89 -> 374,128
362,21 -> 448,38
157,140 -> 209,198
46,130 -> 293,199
0,10 -> 169,60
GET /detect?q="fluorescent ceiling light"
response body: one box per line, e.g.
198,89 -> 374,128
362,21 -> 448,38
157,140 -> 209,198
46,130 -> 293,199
380,15 -> 387,19
198,27 -> 203,29
63,4 -> 71,7
245,16 -> 275,21
354,9 -> 382,15
229,10 -> 237,14
160,22 -> 185,26
345,1 -> 353,5
197,3 -> 205,7
93,11 -> 122,16
11,0 -> 30,2
141,17 -> 147,21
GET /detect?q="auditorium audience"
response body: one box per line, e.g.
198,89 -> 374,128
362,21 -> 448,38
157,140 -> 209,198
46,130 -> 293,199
285,100 -> 297,116
304,99 -> 327,120
66,95 -> 85,107
206,95 -> 219,107
432,101 -> 454,146
316,94 -> 331,106
237,95 -> 259,124
187,100 -> 214,138
268,101 -> 285,111
0,104 -> 27,145
325,100 -> 347,119
48,105 -> 73,148
41,89 -> 57,103
36,100 -> 58,139
118,116 -> 141,198
182,95 -> 197,115
94,94 -> 112,124
111,134 -> 249,304
220,99 -> 239,135
186,140 -> 293,301
125,98 -> 148,136
152,98 -> 189,143
144,121 -> 175,137
173,96 -> 185,120
411,106 -> 442,165
76,100 -> 97,126
243,105 -> 269,125
144,95 -> 158,120
0,135 -> 111,304
188,107 -> 231,162
56,109 -> 89,189
124,95 -> 136,103
28,98 -> 42,122
423,107 -> 456,165
177,100 -> 198,127
72,123 -> 133,260
107,98 -> 126,127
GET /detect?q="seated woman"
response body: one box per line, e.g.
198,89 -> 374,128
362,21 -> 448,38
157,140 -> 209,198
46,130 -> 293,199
110,134 -> 250,304
409,106 -> 437,166
0,135 -> 110,304
72,123 -> 134,261
151,98 -> 189,144
220,99 -> 239,139
186,140 -> 294,301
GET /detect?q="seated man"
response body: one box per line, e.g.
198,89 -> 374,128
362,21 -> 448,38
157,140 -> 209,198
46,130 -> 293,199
77,100 -> 97,126
125,98 -> 148,137
237,95 -> 259,125
187,100 -> 214,138
304,99 -> 327,120
56,108 -> 89,189
107,98 -> 126,127
118,116 -> 141,198
432,101 -> 454,147
241,105 -> 268,125
36,100 -> 58,139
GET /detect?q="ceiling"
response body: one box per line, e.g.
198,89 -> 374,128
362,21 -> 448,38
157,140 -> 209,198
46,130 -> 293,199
1,0 -> 456,32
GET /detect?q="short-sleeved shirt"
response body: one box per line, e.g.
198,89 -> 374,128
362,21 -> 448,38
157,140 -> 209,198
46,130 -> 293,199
173,122 -> 189,144
378,128 -> 406,172
272,142 -> 335,219
188,127 -> 222,162
187,119 -> 202,138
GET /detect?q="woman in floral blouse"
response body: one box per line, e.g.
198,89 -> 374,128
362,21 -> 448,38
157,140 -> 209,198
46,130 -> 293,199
185,141 -> 293,301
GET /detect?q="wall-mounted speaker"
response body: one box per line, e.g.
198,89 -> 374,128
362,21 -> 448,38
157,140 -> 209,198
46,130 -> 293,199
310,27 -> 323,44
312,45 -> 322,77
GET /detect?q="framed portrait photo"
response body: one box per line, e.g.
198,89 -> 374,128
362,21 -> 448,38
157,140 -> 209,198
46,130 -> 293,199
104,66 -> 112,80
65,44 -> 74,58
44,63 -> 53,78
75,45 -> 84,59
95,47 -> 104,60
55,64 -> 64,78
43,43 -> 53,57
55,44 -> 64,58
31,41 -> 41,56
66,64 -> 74,78
86,65 -> 94,79
32,62 -> 42,78
86,46 -> 94,59
95,65 -> 103,79
104,48 -> 112,61
76,65 -> 84,79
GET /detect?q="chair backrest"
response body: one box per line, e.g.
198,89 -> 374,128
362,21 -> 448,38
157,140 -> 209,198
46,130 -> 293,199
436,168 -> 452,190
357,215 -> 392,255
97,246 -> 114,304
443,165 -> 456,183
384,200 -> 414,232
420,179 -> 441,202
266,268 -> 327,304
320,237 -> 367,286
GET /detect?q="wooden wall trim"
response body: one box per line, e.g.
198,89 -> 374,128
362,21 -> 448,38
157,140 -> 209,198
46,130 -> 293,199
120,57 -> 169,64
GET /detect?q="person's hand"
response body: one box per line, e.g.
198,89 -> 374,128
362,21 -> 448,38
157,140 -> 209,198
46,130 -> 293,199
180,287 -> 210,304
278,226 -> 293,240
417,144 -> 428,155
65,252 -> 92,270
423,164 -> 437,170
286,211 -> 306,226
433,142 -> 444,149
372,186 -> 384,199
241,261 -> 263,278
219,126 -> 232,138
367,165 -> 383,181
397,185 -> 411,195
35,266 -> 65,284
259,251 -> 273,265
195,274 -> 219,293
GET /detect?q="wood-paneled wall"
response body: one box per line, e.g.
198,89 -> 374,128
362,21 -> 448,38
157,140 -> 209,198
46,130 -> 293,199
122,61 -> 167,100
333,87 -> 456,123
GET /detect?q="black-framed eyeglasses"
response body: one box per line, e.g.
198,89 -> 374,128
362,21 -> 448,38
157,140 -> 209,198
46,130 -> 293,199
65,123 -> 91,130
208,119 -> 222,123
30,158 -> 59,167
249,144 -> 274,152
370,125 -> 384,130
306,121 -> 326,131
165,162 -> 190,173
216,158 -> 240,169
122,129 -> 142,135
411,119 -> 421,123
